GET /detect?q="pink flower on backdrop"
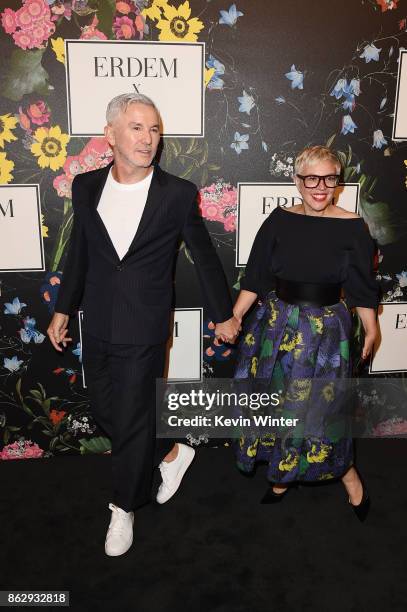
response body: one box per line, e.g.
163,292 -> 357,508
53,173 -> 72,198
1,8 -> 17,33
113,15 -> 135,39
80,15 -> 107,40
51,2 -> 72,20
200,201 -> 223,223
24,0 -> 49,20
116,0 -> 136,14
2,0 -> 55,50
63,155 -> 84,180
26,100 -> 50,126
12,29 -> 35,49
0,439 -> 44,460
18,107 -> 31,131
80,137 -> 113,170
199,180 -> 237,232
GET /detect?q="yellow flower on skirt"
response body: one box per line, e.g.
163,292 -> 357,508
244,333 -> 255,346
31,126 -> 70,171
322,382 -> 335,403
250,357 -> 258,376
0,113 -> 18,148
142,0 -> 168,21
268,300 -> 278,327
286,378 -> 312,402
0,152 -> 14,184
307,442 -> 332,463
280,331 -> 303,352
246,439 -> 259,457
156,1 -> 204,41
278,450 -> 299,471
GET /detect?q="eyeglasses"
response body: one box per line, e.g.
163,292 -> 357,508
296,174 -> 340,189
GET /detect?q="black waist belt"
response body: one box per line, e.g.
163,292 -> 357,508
275,277 -> 341,307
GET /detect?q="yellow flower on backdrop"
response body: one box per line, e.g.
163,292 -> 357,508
204,67 -> 215,87
0,152 -> 14,184
31,125 -> 70,171
156,1 -> 204,41
51,37 -> 65,64
41,214 -> 49,238
0,113 -> 18,149
142,0 -> 169,21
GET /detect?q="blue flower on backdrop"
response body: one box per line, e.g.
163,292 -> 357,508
348,78 -> 361,96
285,65 -> 304,90
396,271 -> 407,287
3,356 -> 24,373
219,4 -> 243,26
206,55 -> 225,90
40,271 -> 62,314
19,317 -> 45,344
238,90 -> 255,115
4,297 -> 27,315
341,114 -> 357,135
373,129 -> 388,149
342,93 -> 356,111
72,342 -> 82,363
330,78 -> 348,99
360,43 -> 381,63
275,96 -> 286,104
231,132 -> 249,154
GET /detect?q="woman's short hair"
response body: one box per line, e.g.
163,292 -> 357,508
294,145 -> 342,175
106,93 -> 159,124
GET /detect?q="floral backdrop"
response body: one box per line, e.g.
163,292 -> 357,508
1,0 -> 407,460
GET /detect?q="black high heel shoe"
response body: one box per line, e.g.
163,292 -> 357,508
260,485 -> 289,504
349,474 -> 370,522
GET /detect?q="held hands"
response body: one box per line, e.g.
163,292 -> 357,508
214,315 -> 242,344
47,312 -> 72,352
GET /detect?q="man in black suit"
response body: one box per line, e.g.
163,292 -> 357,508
47,93 -> 239,556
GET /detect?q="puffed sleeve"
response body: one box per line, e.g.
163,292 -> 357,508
343,219 -> 380,309
240,212 -> 275,297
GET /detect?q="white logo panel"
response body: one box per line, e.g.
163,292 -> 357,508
393,49 -> 407,141
370,302 -> 407,373
65,40 -> 204,137
0,185 -> 44,272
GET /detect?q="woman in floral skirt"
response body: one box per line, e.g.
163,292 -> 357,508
232,146 -> 379,521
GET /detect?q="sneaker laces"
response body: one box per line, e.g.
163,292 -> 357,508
108,503 -> 131,535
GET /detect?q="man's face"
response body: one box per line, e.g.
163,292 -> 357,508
105,103 -> 161,170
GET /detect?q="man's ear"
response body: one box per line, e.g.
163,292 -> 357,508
104,124 -> 115,147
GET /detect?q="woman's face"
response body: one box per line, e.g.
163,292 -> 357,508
295,159 -> 339,213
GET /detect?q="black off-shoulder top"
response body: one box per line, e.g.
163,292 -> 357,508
241,206 -> 380,309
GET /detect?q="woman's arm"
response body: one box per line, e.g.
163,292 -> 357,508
233,289 -> 259,325
356,307 -> 377,360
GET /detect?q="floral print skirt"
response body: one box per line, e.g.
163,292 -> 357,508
233,291 -> 354,483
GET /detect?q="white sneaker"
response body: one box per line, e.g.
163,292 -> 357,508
156,443 -> 195,504
105,503 -> 134,557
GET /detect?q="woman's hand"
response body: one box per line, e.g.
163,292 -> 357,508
356,307 -> 377,361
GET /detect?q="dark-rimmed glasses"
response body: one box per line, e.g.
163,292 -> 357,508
296,174 -> 340,189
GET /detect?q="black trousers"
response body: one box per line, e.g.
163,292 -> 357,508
82,332 -> 173,511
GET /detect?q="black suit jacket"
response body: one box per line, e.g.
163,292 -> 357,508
55,161 -> 233,344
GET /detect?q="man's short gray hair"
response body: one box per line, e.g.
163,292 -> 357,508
106,93 -> 159,124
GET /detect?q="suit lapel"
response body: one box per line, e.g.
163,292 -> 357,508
88,161 -> 119,262
121,164 -> 166,262
87,161 -> 166,264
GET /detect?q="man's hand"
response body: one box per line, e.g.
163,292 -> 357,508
214,316 -> 241,344
47,312 -> 72,352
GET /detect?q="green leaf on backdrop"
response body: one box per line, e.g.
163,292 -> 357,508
96,0 -> 116,39
79,436 -> 111,454
1,48 -> 50,101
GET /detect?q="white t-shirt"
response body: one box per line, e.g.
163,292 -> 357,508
97,167 -> 153,260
